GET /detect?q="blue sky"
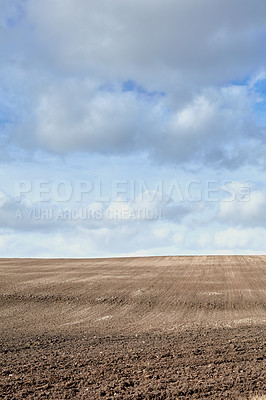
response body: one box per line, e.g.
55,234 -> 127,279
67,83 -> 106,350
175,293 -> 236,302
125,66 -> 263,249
0,0 -> 266,257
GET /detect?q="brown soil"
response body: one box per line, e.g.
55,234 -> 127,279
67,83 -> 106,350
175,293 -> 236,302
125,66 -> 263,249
0,255 -> 265,399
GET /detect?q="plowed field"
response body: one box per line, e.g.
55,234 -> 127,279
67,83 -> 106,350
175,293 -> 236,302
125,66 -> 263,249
0,256 -> 265,399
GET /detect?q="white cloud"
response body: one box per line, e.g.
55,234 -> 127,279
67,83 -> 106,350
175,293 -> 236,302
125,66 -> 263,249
219,190 -> 266,227
153,85 -> 261,166
214,227 -> 266,250
28,80 -> 161,154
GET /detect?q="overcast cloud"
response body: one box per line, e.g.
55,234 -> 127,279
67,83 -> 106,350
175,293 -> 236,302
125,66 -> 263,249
0,0 -> 266,256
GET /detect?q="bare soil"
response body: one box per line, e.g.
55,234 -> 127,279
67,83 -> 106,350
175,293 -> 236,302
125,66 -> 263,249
0,256 -> 265,399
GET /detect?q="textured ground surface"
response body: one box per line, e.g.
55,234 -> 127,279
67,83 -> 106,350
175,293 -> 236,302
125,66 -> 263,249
0,256 -> 265,399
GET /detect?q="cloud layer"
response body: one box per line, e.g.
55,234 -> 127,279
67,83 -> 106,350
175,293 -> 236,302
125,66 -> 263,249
0,0 -> 266,168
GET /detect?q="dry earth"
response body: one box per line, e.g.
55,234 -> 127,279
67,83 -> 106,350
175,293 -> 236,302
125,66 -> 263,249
0,255 -> 265,399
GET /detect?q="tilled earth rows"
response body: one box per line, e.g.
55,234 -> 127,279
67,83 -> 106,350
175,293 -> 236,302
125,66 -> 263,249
0,256 -> 265,399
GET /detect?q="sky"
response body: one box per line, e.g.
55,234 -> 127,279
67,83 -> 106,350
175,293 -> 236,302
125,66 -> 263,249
0,0 -> 266,257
